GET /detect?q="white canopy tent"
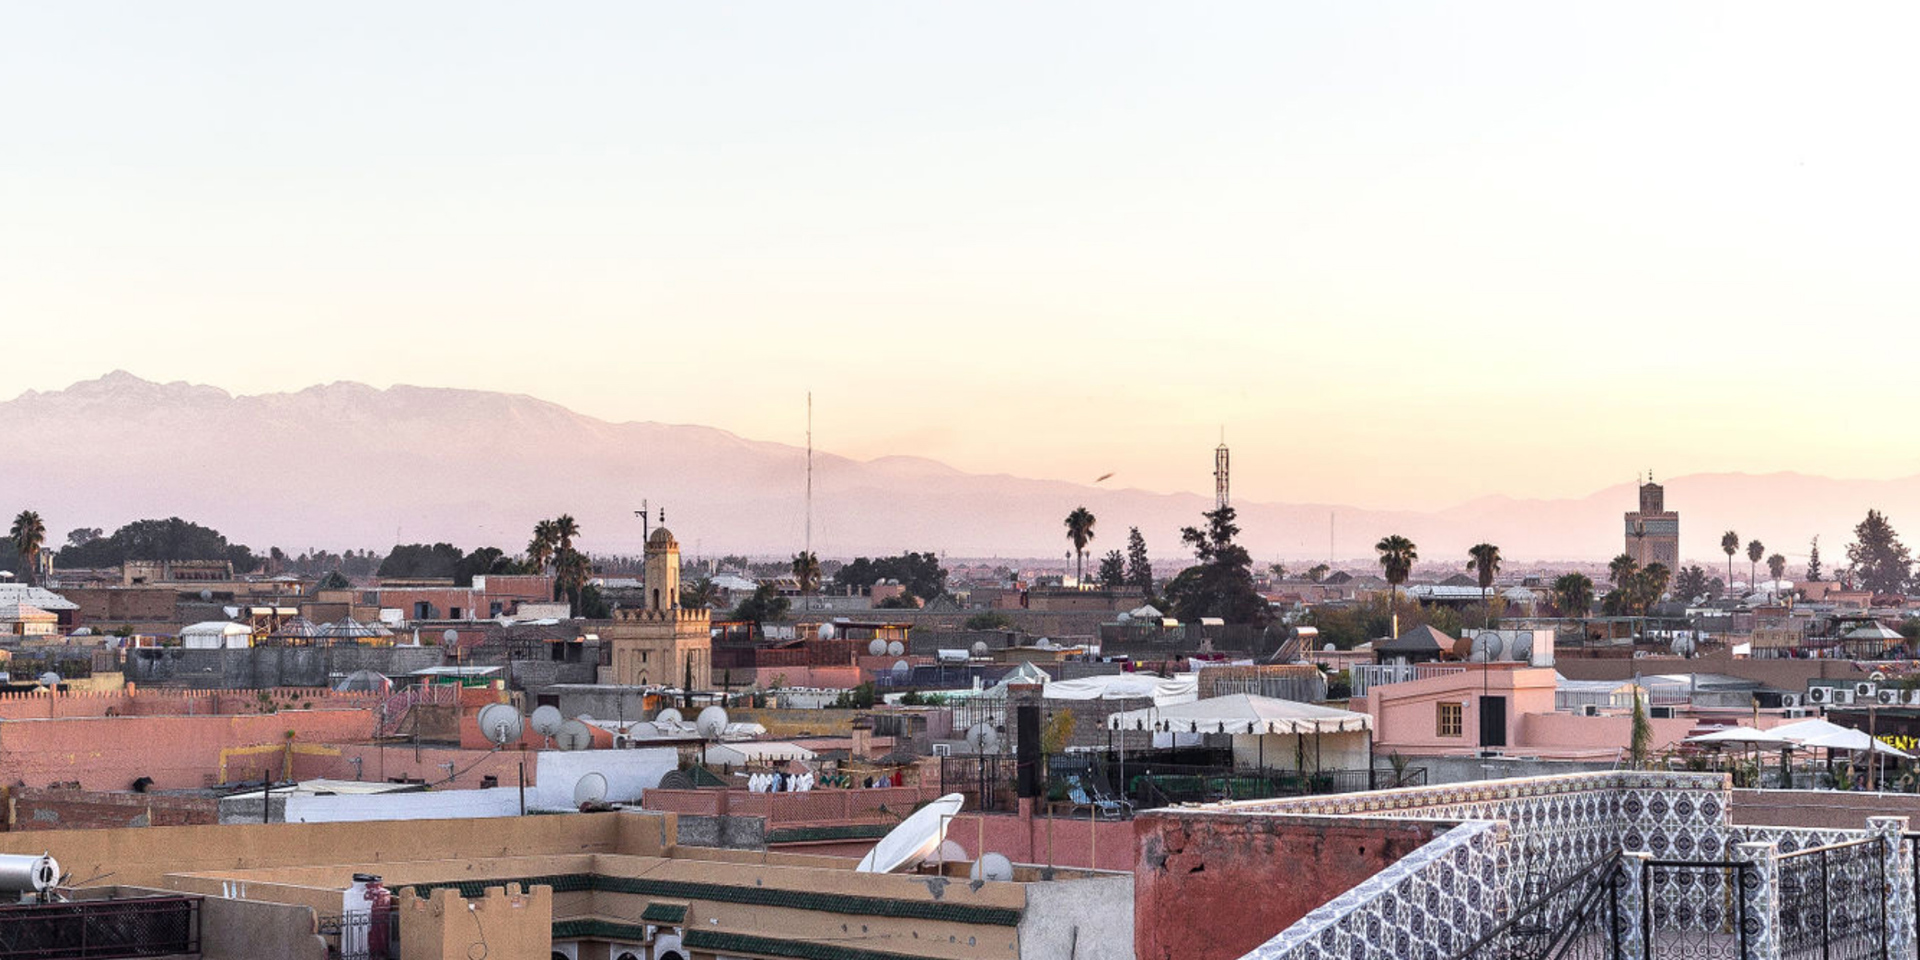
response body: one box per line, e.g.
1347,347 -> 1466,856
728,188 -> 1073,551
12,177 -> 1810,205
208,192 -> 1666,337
1107,694 -> 1373,775
1044,673 -> 1197,707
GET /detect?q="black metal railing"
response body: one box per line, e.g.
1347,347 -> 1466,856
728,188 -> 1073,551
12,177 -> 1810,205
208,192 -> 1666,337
1119,764 -> 1376,804
0,895 -> 201,960
1449,851 -> 1625,960
1778,838 -> 1887,960
1642,859 -> 1753,960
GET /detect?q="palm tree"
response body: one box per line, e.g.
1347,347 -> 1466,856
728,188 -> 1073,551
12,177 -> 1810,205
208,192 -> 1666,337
1064,507 -> 1096,583
553,515 -> 581,553
1720,530 -> 1740,592
554,548 -> 591,608
527,520 -> 558,573
9,511 -> 45,586
791,551 -> 821,611
1746,539 -> 1764,590
1374,535 -> 1417,589
1767,553 -> 1787,582
1466,543 -> 1502,601
1608,553 -> 1639,590
1639,562 -> 1671,613
1553,572 -> 1595,621
681,577 -> 723,610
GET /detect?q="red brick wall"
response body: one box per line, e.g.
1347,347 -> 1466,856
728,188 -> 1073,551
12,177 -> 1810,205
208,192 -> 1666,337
4,787 -> 218,831
1132,811 -> 1443,960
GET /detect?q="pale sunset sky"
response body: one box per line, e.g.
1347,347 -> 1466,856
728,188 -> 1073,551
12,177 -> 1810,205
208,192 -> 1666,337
5,3 -> 1919,512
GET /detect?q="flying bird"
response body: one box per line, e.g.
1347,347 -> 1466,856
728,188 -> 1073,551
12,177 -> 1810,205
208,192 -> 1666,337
1093,472 -> 1115,484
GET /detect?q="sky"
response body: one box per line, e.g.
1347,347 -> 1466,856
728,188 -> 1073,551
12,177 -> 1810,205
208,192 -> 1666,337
5,3 -> 1920,512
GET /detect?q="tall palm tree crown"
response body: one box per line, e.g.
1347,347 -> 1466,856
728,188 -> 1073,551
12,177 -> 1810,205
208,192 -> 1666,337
1064,507 -> 1096,582
1553,572 -> 1595,619
1720,530 -> 1740,592
553,515 -> 581,553
1466,543 -> 1502,597
1767,553 -> 1787,582
791,551 -> 821,609
1746,539 -> 1764,590
1374,535 -> 1417,587
528,519 -> 558,572
9,510 -> 45,586
1608,553 -> 1638,590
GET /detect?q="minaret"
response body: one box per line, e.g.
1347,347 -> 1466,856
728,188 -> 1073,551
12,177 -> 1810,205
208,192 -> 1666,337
645,525 -> 680,613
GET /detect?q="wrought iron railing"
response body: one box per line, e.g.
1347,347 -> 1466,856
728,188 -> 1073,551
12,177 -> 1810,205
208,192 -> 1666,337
0,895 -> 202,960
1449,851 -> 1625,960
1777,837 -> 1887,960
1642,858 -> 1753,960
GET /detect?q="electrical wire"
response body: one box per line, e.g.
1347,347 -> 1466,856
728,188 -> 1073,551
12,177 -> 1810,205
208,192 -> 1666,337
466,901 -> 490,960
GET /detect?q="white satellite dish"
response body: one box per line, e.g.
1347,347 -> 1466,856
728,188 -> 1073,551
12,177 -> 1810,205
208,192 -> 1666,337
855,793 -> 966,873
965,723 -> 1000,754
891,660 -> 911,680
199,589 -> 212,601
696,706 -> 730,740
1508,632 -> 1534,664
887,640 -> 905,657
530,705 -> 565,738
970,852 -> 1015,882
1671,635 -> 1697,658
555,719 -> 594,751
1323,643 -> 1336,652
934,839 -> 966,864
971,641 -> 989,657
868,639 -> 887,656
573,772 -> 609,807
655,707 -> 683,724
1471,632 -> 1504,663
37,672 -> 59,687
476,703 -> 524,746
819,623 -> 838,640
442,628 -> 458,644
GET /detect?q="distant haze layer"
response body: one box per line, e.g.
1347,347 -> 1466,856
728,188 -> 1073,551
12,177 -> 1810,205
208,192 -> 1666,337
1,373 -> 1910,567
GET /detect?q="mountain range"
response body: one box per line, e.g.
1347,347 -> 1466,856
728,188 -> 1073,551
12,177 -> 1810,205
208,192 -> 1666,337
2,372 -> 1914,567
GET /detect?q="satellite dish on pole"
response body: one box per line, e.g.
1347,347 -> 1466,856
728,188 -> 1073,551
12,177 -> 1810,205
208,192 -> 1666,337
37,672 -> 60,688
1671,635 -> 1697,658
887,640 -> 905,657
819,623 -> 837,640
696,706 -> 730,740
891,660 -> 911,681
655,707 -> 683,725
965,723 -> 1000,754
442,629 -> 458,645
868,639 -> 887,656
573,772 -> 609,808
555,720 -> 593,751
530,705 -> 565,739
199,589 -> 213,601
971,641 -> 989,657
476,703 -> 524,746
970,852 -> 1015,882
1470,633 -> 1504,663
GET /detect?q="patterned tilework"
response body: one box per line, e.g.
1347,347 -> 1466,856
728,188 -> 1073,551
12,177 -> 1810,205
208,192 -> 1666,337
1240,820 -> 1504,960
1226,771 -> 1902,960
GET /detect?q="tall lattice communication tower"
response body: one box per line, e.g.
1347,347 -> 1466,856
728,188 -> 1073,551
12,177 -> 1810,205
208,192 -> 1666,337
1214,434 -> 1230,511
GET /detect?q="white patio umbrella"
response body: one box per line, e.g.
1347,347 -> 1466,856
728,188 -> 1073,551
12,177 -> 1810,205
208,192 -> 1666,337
1687,726 -> 1793,746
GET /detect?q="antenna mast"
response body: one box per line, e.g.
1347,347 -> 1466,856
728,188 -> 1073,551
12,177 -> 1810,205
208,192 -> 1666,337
1213,428 -> 1230,511
805,391 -> 814,612
634,500 -> 649,542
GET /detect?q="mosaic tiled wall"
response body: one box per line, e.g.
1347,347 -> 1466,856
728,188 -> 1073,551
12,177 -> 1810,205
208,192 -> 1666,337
1230,771 -> 1898,960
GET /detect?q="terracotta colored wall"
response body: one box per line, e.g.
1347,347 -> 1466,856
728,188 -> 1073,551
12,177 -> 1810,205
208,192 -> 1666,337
0,687 -> 386,721
0,710 -> 375,790
947,809 -> 1136,871
4,787 -> 219,831
1515,713 -> 1698,760
1132,811 -> 1442,960
288,743 -> 534,791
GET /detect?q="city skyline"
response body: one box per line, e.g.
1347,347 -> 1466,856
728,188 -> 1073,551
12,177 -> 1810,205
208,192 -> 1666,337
8,4 -> 1920,512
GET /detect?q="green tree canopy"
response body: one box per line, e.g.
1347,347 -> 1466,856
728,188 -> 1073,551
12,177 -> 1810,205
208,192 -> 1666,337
1846,509 -> 1912,596
832,552 -> 948,602
1097,550 -> 1126,588
55,517 -> 260,573
730,583 -> 791,623
1162,504 -> 1268,625
1125,527 -> 1154,596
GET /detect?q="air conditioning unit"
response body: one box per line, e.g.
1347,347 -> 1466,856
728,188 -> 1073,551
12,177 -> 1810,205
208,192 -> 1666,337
1650,706 -> 1677,720
1784,708 -> 1808,719
1579,704 -> 1600,717
1832,688 -> 1856,706
1808,686 -> 1834,705
1855,682 -> 1878,699
1879,689 -> 1903,706
932,743 -> 952,757
1778,693 -> 1802,709
1908,689 -> 1920,707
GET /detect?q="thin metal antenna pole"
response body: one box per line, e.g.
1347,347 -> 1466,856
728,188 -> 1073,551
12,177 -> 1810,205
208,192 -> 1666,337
806,391 -> 813,612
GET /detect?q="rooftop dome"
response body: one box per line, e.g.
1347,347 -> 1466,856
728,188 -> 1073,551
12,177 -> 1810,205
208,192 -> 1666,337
648,526 -> 677,548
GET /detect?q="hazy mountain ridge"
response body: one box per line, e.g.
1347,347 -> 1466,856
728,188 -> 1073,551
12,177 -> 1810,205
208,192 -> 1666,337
4,373 -> 1917,564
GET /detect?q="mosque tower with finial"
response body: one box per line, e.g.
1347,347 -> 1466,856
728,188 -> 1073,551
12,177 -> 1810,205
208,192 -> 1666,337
1624,471 -> 1680,569
607,510 -> 712,690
